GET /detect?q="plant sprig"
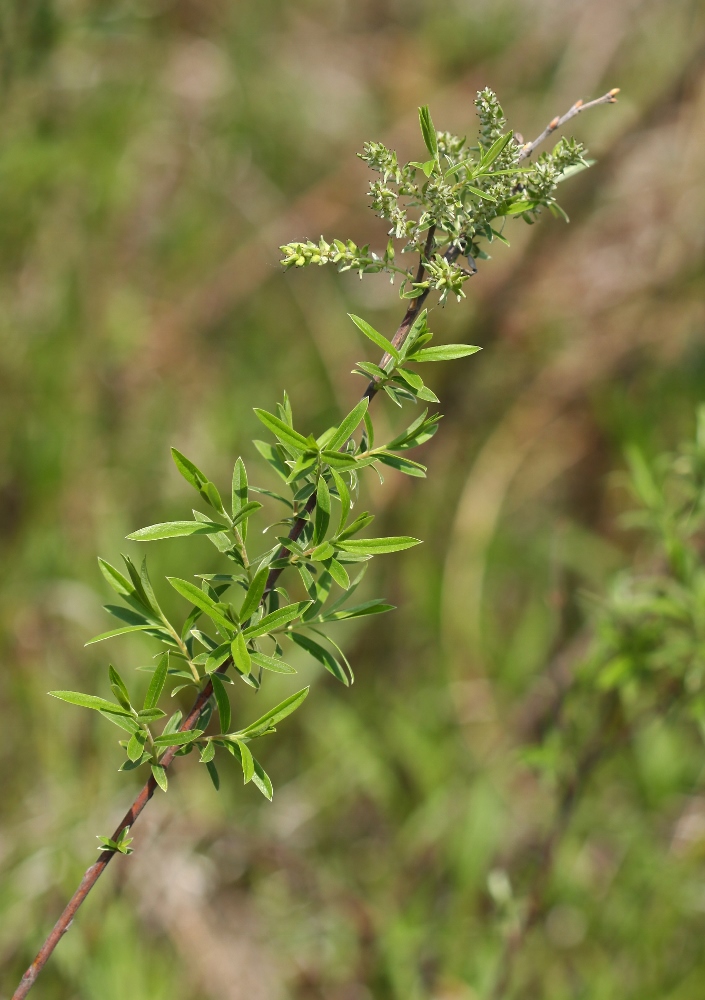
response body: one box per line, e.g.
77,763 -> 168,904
14,86 -> 617,1000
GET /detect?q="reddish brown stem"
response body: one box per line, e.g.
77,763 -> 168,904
12,671 -> 221,999
13,235 -> 438,998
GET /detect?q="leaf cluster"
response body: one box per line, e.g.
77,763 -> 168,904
280,88 -> 590,304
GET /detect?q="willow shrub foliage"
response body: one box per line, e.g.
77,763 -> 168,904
18,89 -> 606,995
51,92 -> 592,804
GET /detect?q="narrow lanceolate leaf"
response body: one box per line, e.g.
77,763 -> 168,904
206,760 -> 220,790
200,741 -> 215,763
290,632 -> 348,685
330,468 -> 351,534
418,104 -> 438,160
231,632 -> 252,676
126,520 -> 225,541
321,450 -> 358,470
337,536 -> 421,555
376,452 -> 427,478
171,448 -> 208,491
144,653 -> 169,710
242,602 -> 311,638
99,710 -> 140,734
320,600 -> 395,621
314,477 -> 331,546
231,501 -> 262,528
167,578 -> 236,636
151,763 -> 168,792
108,665 -> 131,711
465,185 -> 497,203
152,729 -> 203,747
49,691 -> 131,716
327,398 -> 369,452
253,408 -> 312,454
348,314 -> 399,363
235,740 -> 255,783
136,708 -> 166,722
249,651 -> 297,675
239,566 -> 269,623
84,625 -> 157,646
232,456 -> 248,520
251,758 -> 273,800
328,558 -> 350,590
98,558 -> 134,598
479,131 -> 513,169
238,686 -> 310,736
407,344 -> 481,362
211,674 -> 231,734
127,731 -> 147,762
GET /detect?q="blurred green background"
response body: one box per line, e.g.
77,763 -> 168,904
2,1 -> 705,997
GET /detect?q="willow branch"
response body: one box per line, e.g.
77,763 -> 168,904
13,233 -> 439,999
517,88 -> 620,162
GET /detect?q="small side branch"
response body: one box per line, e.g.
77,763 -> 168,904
517,88 -> 620,162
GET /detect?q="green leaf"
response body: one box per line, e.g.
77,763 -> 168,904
239,566 -> 269,623
232,456 -> 249,521
328,558 -> 350,590
85,625 -> 157,646
98,558 -> 134,598
136,708 -> 166,722
167,577 -> 236,636
49,690 -> 131,716
99,710 -> 140,735
408,344 -> 481,362
246,757 -> 270,799
321,450 -> 359,470
211,673 -> 231,734
465,185 -> 497,203
152,729 -> 203,747
327,398 -> 369,452
200,741 -> 216,763
231,632 -> 252,676
479,131 -> 513,169
337,536 -> 421,555
205,642 -> 231,673
336,512 -> 375,542
498,200 -> 537,216
253,408 -> 312,454
119,751 -> 152,771
144,653 -> 169,710
238,686 -> 310,736
235,739 -> 255,783
108,665 -> 131,711
321,599 -> 395,621
330,468 -> 351,534
348,314 -> 399,362
249,651 -> 297,675
290,632 -> 348,685
171,448 -> 207,491
418,104 -> 438,160
242,601 -> 311,638
310,541 -> 335,562
314,477 -> 331,546
253,440 -> 290,481
394,368 -> 424,390
151,763 -> 168,791
354,361 -> 389,380
376,452 -> 427,477
126,520 -> 225,541
231,501 -> 262,528
206,760 -> 220,790
127,731 -> 148,762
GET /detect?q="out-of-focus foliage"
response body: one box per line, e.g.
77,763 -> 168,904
2,1 -> 705,998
